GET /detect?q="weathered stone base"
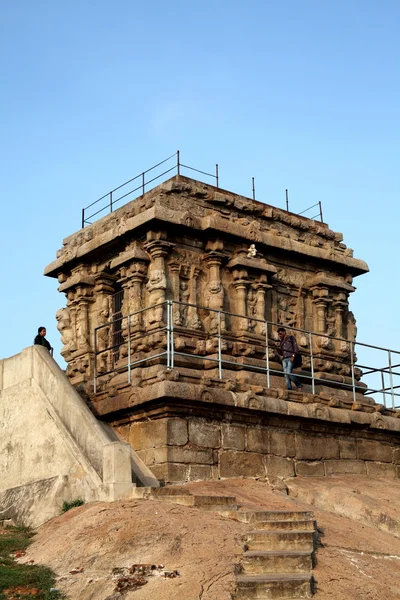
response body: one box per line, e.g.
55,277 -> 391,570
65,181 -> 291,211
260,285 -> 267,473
110,377 -> 400,485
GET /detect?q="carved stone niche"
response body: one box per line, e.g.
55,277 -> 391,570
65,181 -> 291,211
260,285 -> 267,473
310,272 -> 355,355
169,260 -> 201,330
226,247 -> 277,336
112,243 -> 150,341
92,272 -> 116,373
143,231 -> 173,329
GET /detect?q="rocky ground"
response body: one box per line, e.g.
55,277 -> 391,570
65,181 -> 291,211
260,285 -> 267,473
21,477 -> 400,600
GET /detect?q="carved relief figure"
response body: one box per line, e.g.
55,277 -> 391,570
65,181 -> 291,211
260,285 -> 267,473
326,305 -> 336,337
76,306 -> 89,350
277,296 -> 297,328
146,268 -> 167,324
96,297 -> 111,372
56,308 -> 75,358
206,279 -> 226,332
179,280 -> 190,325
247,244 -> 257,258
247,287 -> 257,332
346,311 -> 357,342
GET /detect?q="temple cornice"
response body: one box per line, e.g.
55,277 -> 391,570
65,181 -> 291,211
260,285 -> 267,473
45,199 -> 368,278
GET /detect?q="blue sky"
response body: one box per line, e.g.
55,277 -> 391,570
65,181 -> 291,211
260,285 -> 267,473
1,0 -> 399,367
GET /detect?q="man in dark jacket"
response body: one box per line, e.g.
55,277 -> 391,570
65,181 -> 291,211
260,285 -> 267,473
34,327 -> 53,355
277,327 -> 302,391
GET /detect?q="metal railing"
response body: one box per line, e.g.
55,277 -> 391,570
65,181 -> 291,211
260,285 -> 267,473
93,301 -> 400,409
81,151 -> 325,228
81,151 -> 219,228
285,189 -> 324,222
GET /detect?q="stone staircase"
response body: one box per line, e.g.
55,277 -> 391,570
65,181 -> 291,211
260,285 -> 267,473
133,488 -> 316,599
233,510 -> 315,599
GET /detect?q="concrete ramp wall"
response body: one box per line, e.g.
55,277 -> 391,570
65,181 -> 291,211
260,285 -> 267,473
0,346 -> 158,527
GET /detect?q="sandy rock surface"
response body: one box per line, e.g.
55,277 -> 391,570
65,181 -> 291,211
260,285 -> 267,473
23,498 -> 246,600
23,477 -> 400,600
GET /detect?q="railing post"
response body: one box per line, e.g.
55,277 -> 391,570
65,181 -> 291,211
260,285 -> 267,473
350,341 -> 356,403
381,370 -> 386,407
93,328 -> 97,394
216,164 -> 219,188
217,310 -> 222,379
286,189 -> 289,212
308,331 -> 315,395
110,191 -> 113,213
319,201 -> 324,223
142,172 -> 145,196
127,314 -> 131,385
252,177 -> 255,200
166,301 -> 171,369
170,301 -> 175,370
81,208 -> 85,229
177,150 -> 180,175
265,322 -> 270,388
388,350 -> 395,408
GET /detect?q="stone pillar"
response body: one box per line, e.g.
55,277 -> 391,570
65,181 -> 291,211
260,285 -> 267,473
76,289 -> 91,352
333,293 -> 347,340
143,232 -> 171,327
254,277 -> 271,335
128,262 -> 148,330
117,270 -> 131,358
312,287 -> 329,335
232,267 -> 249,332
311,286 -> 332,354
235,282 -> 248,331
204,241 -> 226,333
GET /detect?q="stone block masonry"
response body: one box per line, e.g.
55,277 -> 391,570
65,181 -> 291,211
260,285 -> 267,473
42,172 -> 400,486
115,384 -> 400,484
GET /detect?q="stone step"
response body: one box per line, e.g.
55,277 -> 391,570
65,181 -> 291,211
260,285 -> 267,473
256,520 -> 315,532
235,573 -> 313,599
246,530 -> 315,552
131,486 -> 153,499
249,511 -> 314,524
219,510 -> 314,524
191,495 -> 238,510
241,550 -> 313,574
152,487 -> 191,496
149,493 -> 238,510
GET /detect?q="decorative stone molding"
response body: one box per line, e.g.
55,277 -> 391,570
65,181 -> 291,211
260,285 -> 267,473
44,174 -> 370,396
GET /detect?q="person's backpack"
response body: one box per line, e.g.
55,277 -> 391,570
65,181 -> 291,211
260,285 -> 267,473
292,352 -> 302,369
289,335 -> 302,369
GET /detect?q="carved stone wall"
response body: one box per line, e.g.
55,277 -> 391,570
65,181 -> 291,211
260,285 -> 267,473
45,175 -> 369,397
43,175 -> 400,484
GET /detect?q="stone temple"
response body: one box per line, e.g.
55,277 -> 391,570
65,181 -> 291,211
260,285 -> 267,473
41,173 -> 400,485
